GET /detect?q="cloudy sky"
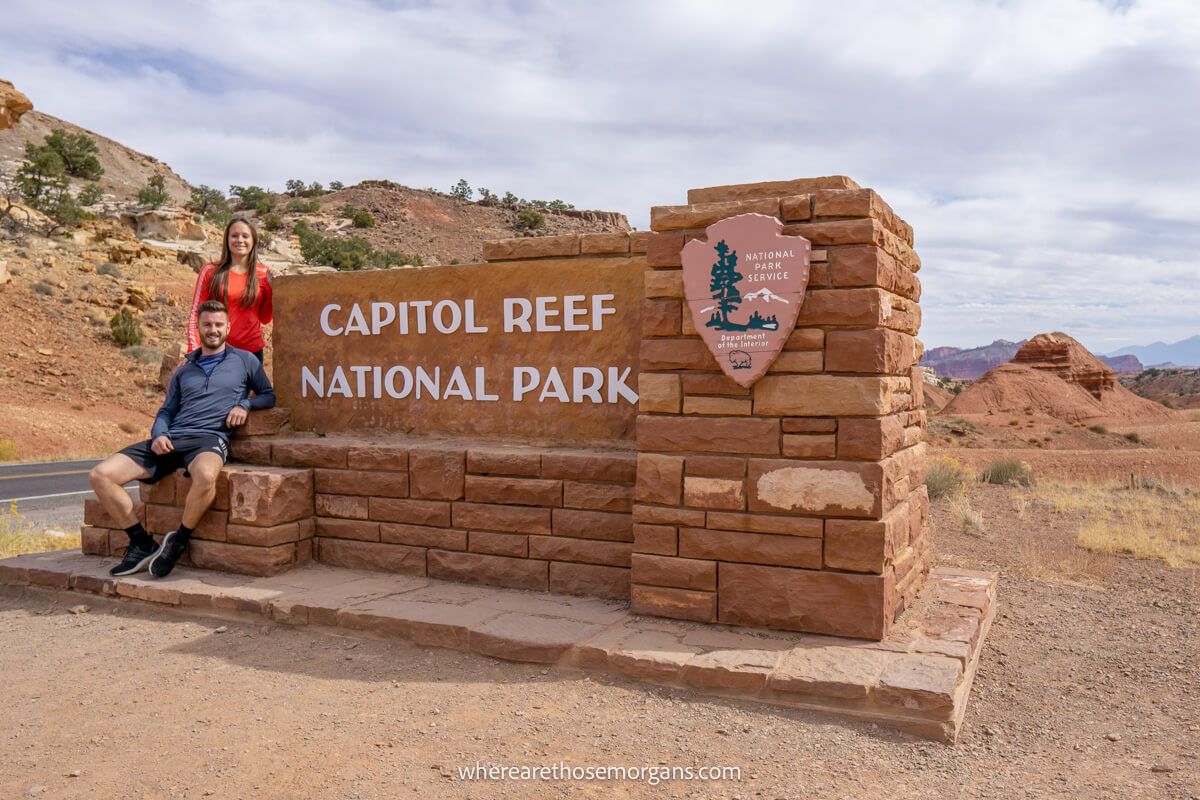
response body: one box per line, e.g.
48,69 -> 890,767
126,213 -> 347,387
3,0 -> 1198,352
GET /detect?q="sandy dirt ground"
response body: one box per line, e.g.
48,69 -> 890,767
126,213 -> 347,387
1,483 -> 1197,800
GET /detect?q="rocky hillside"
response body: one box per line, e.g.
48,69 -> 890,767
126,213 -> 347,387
943,332 -> 1174,424
1121,367 -> 1200,410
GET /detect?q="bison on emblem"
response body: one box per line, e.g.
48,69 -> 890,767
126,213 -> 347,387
728,350 -> 752,370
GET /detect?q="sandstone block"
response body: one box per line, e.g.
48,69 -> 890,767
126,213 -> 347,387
783,218 -> 883,247
382,523 -> 467,551
315,494 -> 369,519
227,520 -> 305,547
642,299 -> 682,336
81,526 -> 110,556
633,523 -> 677,555
190,539 -> 297,577
369,497 -> 452,526
634,453 -> 683,505
875,654 -> 960,713
783,328 -> 825,351
465,475 -> 562,507
681,372 -> 751,396
579,232 -> 630,255
645,232 -> 687,267
563,481 -> 633,512
644,269 -> 683,299
629,231 -> 652,254
409,448 -> 466,500
174,471 -> 231,510
682,396 -> 752,416
828,245 -> 921,300
637,416 -> 780,455
769,646 -> 888,699
551,508 -> 633,542
825,329 -> 916,374
768,351 -> 823,373
631,585 -> 716,622
684,455 -> 745,479
140,475 -> 176,504
680,649 -> 782,693
227,466 -> 314,526
427,549 -> 548,591
633,504 -> 705,526
779,194 -> 812,221
838,415 -> 907,460
466,447 -> 541,476
314,468 -> 408,498
639,373 -> 681,413
83,499 -> 144,529
719,562 -> 893,638
540,451 -> 636,483
229,438 -> 272,464
747,458 -> 883,518
782,418 -> 837,434
315,517 -> 380,542
451,502 -> 552,535
482,234 -> 580,261
639,338 -> 715,371
529,535 -> 631,567
316,537 -> 427,575
146,505 -> 227,541
687,177 -> 859,204
754,375 -> 908,416
234,407 -> 291,436
650,198 -> 780,232
346,444 -> 409,471
631,553 -> 716,591
682,476 -> 745,510
680,527 -> 821,569
272,440 -> 349,469
549,561 -> 629,599
703,511 -> 822,537
782,434 -> 837,458
468,530 -> 528,557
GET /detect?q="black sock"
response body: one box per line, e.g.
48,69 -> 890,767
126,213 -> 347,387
177,523 -> 195,540
125,522 -> 153,547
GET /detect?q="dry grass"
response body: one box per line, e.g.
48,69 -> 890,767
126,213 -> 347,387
0,502 -> 80,559
0,438 -> 18,463
949,494 -> 985,535
1036,482 -> 1200,568
1013,528 -> 1116,584
925,455 -> 971,500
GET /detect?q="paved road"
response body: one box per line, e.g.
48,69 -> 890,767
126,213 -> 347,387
0,460 -> 139,532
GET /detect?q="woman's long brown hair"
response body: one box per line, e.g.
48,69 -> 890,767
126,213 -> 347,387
207,216 -> 261,308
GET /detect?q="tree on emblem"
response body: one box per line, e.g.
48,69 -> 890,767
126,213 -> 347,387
707,240 -> 743,330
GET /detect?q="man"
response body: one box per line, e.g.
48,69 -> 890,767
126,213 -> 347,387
89,299 -> 275,578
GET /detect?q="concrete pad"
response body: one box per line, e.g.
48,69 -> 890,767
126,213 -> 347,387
0,552 -> 998,742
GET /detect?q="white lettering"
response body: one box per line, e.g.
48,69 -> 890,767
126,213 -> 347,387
370,302 -> 396,335
513,366 -> 539,399
410,300 -> 432,334
384,366 -> 412,398
607,366 -> 639,404
539,367 -> 569,402
443,366 -> 472,400
572,367 -> 604,403
535,296 -> 561,332
504,298 -> 533,332
433,300 -> 462,334
301,365 -> 324,397
415,366 -> 439,398
593,294 -> 616,330
563,295 -> 588,331
327,366 -> 352,397
474,366 -> 498,401
349,365 -> 371,396
464,300 -> 488,333
344,305 -> 369,336
319,305 -> 343,336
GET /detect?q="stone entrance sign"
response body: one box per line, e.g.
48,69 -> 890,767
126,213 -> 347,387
681,213 -> 811,387
273,257 -> 644,444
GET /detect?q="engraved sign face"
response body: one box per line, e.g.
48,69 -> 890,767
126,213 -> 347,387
681,213 -> 811,387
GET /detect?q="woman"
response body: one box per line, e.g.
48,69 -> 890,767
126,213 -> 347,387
186,216 -> 273,360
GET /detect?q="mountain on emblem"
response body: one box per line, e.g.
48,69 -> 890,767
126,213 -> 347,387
681,213 -> 812,387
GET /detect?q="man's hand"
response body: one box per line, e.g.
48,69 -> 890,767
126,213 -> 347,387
151,435 -> 174,455
226,405 -> 249,428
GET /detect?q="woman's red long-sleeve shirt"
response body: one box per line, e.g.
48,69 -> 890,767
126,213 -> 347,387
186,262 -> 273,352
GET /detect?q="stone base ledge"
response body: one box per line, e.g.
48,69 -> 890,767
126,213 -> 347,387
0,552 -> 995,742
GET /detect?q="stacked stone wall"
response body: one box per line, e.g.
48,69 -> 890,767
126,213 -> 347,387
632,177 -> 930,639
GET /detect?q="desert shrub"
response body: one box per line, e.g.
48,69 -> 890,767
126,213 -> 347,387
949,495 -> 985,535
1123,432 -> 1142,444
342,205 -> 374,228
188,185 -> 231,225
293,220 -> 421,270
262,212 -> 284,232
979,459 -> 1033,486
97,262 -> 122,278
477,188 -> 497,205
516,207 -> 545,231
287,198 -> 320,213
329,180 -> 345,192
285,178 -> 306,197
122,345 -> 162,364
77,183 -> 103,206
137,174 -> 169,209
925,456 -> 970,500
450,178 -> 472,200
13,141 -> 94,230
31,280 -> 55,296
0,500 -> 80,557
44,129 -> 103,180
0,440 -> 16,462
229,184 -> 275,214
501,191 -> 519,206
1089,424 -> 1108,434
109,308 -> 144,346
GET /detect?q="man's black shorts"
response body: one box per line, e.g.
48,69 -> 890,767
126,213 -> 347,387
119,434 -> 228,484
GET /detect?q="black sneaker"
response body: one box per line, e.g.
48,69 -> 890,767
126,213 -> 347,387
110,539 -> 158,576
149,530 -> 190,579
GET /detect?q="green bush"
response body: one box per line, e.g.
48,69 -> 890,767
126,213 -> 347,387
293,220 -> 421,270
262,212 -> 284,232
287,198 -> 320,213
31,280 -> 55,296
516,208 -> 545,231
137,174 -> 169,209
450,178 -> 472,200
329,180 -> 344,192
978,459 -> 1033,487
188,185 -> 231,225
350,209 -> 374,228
1124,431 -> 1142,444
229,184 -> 275,214
122,345 -> 163,364
77,183 -> 103,207
44,129 -> 103,180
925,456 -> 970,500
14,141 -> 91,230
109,308 -> 144,346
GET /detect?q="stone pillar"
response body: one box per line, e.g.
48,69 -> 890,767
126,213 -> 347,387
632,176 -> 929,639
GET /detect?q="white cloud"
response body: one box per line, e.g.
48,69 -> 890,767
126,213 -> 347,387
2,0 -> 1199,353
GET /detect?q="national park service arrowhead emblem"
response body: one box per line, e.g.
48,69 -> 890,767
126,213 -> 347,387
681,213 -> 811,387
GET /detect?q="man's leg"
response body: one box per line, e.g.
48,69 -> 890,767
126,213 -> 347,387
151,451 -> 223,579
88,453 -> 151,528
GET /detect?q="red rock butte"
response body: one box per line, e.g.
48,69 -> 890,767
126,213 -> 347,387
944,332 -> 1173,424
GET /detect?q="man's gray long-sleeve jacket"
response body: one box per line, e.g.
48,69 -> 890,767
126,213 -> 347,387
151,346 -> 276,442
